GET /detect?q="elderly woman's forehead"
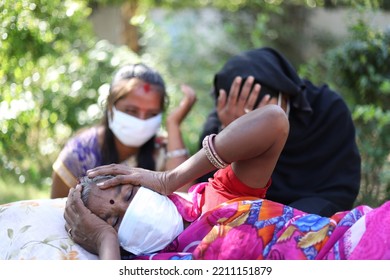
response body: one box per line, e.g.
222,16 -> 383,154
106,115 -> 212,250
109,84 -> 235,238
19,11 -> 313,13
94,184 -> 122,194
98,184 -> 136,197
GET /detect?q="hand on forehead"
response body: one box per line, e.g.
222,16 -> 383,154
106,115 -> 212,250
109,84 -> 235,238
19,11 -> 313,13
81,178 -> 139,231
80,176 -> 135,213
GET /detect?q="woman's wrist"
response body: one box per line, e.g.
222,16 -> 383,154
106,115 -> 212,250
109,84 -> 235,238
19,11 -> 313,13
98,229 -> 121,260
165,119 -> 181,130
166,148 -> 188,159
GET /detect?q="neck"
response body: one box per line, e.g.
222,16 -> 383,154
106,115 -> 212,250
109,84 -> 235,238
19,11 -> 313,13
114,137 -> 139,162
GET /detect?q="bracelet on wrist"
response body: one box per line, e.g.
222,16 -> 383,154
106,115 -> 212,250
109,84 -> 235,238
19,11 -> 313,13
202,134 -> 229,169
166,148 -> 189,159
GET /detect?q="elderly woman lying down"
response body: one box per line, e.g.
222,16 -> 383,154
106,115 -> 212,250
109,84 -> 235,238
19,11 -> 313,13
1,105 -> 389,260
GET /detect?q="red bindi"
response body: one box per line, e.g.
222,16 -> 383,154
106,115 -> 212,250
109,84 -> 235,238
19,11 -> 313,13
143,83 -> 150,93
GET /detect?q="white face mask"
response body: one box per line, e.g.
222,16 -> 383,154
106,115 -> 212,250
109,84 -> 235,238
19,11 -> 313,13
117,187 -> 184,255
108,106 -> 162,147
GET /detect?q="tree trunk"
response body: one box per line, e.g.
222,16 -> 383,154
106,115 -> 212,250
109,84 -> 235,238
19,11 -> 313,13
121,0 -> 140,53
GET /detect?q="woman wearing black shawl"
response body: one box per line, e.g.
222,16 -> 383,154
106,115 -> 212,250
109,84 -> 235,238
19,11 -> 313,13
197,47 -> 361,217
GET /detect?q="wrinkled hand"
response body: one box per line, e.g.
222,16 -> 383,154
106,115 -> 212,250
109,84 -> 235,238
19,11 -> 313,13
86,164 -> 172,195
64,185 -> 116,255
217,76 -> 274,127
166,84 -> 197,126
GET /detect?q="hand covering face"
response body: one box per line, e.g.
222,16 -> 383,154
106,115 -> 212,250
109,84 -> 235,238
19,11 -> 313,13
213,47 -> 312,119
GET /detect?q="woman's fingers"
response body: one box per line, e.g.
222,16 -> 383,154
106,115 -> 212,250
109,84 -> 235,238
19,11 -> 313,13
217,89 -> 237,127
216,89 -> 227,112
219,76 -> 266,124
226,76 -> 242,106
64,185 -> 87,240
64,185 -> 87,226
166,84 -> 197,126
177,84 -> 197,114
64,185 -> 111,254
87,164 -> 131,178
245,83 -> 261,112
238,76 -> 255,108
180,84 -> 197,106
96,175 -> 136,190
257,94 -> 277,109
87,164 -> 165,193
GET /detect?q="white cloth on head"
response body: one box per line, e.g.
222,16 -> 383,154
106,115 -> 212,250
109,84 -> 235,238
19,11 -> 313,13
117,187 -> 184,255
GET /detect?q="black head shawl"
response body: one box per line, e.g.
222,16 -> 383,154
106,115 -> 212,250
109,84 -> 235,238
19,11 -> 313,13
213,47 -> 312,118
199,47 -> 361,216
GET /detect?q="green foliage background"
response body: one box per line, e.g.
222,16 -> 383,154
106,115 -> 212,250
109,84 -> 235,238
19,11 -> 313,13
1,0 -> 389,206
1,0 -> 140,201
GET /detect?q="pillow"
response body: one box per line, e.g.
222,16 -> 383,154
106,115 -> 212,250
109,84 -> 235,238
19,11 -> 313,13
0,198 -> 98,260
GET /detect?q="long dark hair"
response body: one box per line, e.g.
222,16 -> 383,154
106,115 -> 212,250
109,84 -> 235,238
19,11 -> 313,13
100,63 -> 169,170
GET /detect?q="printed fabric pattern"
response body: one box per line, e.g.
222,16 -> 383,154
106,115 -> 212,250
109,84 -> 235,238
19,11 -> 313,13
134,183 -> 389,260
1,185 -> 389,260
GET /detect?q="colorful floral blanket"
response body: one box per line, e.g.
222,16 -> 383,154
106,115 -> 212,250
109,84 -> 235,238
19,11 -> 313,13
1,188 -> 389,260
134,183 -> 390,260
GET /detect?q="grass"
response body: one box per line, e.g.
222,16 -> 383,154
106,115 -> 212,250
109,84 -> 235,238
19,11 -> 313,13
0,176 -> 51,205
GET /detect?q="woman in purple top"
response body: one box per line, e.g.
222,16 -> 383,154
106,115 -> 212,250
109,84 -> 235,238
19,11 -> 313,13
51,63 -> 196,198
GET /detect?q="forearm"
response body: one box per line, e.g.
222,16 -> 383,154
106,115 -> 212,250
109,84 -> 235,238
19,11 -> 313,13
98,231 -> 121,260
168,105 -> 288,191
215,105 -> 287,163
51,172 -> 73,198
88,105 -> 287,195
165,84 -> 196,171
167,149 -> 216,192
165,122 -> 189,170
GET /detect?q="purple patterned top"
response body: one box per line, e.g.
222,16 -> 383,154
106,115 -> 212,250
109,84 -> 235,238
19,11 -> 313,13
53,126 -> 165,189
53,127 -> 104,189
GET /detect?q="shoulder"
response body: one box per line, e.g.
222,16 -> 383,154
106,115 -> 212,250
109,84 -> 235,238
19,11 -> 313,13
305,80 -> 347,106
57,126 -> 101,162
65,126 -> 101,149
72,126 -> 100,141
54,126 -> 102,178
303,80 -> 351,118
